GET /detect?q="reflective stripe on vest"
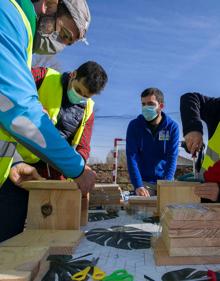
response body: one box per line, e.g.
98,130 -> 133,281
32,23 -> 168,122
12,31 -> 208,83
0,0 -> 33,186
17,68 -> 94,163
200,121 -> 220,174
72,98 -> 94,147
10,0 -> 33,68
0,140 -> 16,157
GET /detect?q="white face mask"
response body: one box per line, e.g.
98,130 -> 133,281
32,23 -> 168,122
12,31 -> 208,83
33,15 -> 66,55
33,31 -> 66,54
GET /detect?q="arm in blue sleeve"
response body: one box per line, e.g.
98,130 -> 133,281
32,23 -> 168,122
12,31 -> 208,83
0,3 -> 84,178
126,121 -> 143,189
164,122 -> 179,180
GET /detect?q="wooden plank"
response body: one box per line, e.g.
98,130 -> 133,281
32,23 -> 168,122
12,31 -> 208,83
21,180 -> 78,190
0,230 -> 83,280
2,230 -> 83,250
163,215 -> 220,229
157,180 -> 201,215
94,183 -> 121,190
153,238 -> 220,266
162,225 -> 220,248
169,245 -> 220,256
163,225 -> 220,238
163,203 -> 220,221
0,247 -> 49,281
90,183 -> 122,207
26,189 -> 81,230
81,193 -> 89,226
128,196 -> 157,207
164,236 -> 220,248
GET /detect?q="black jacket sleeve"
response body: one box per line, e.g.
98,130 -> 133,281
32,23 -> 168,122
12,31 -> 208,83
180,92 -> 220,139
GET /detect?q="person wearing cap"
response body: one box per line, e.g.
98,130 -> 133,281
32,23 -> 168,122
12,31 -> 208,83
180,92 -> 220,202
0,0 -> 94,242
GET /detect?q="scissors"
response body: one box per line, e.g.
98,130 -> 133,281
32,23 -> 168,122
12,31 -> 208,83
103,269 -> 134,281
71,257 -> 106,281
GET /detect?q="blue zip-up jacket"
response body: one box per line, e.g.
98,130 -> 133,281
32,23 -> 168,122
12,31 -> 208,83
0,1 -> 84,178
126,113 -> 179,189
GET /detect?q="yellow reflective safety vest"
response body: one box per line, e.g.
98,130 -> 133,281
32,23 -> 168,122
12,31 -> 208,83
17,68 -> 94,164
200,121 -> 220,177
0,0 -> 33,186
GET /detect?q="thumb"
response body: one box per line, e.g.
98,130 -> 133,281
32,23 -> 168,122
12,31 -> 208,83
10,167 -> 20,183
31,168 -> 45,180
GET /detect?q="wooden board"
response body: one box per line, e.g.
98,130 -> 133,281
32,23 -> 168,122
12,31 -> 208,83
162,224 -> 220,248
93,183 -> 121,191
163,215 -> 220,229
26,188 -> 81,230
153,238 -> 220,266
163,203 -> 220,221
81,193 -> 89,226
0,230 -> 83,280
157,180 -> 201,215
21,180 -> 78,190
164,236 -> 220,248
2,230 -> 83,254
90,184 -> 122,206
128,196 -> 157,207
168,245 -> 220,256
0,246 -> 49,281
162,222 -> 220,238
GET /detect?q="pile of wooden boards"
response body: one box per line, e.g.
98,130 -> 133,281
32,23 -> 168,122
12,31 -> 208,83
89,183 -> 122,206
0,230 -> 83,281
0,180 -> 87,280
154,203 -> 220,265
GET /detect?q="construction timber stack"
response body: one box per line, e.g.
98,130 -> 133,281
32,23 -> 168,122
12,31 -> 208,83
154,203 -> 220,265
89,183 -> 122,206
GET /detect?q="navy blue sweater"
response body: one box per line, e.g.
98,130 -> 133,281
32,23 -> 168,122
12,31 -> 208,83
126,112 -> 179,189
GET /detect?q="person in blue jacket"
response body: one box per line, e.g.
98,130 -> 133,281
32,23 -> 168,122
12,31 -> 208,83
126,88 -> 179,197
0,0 -> 95,242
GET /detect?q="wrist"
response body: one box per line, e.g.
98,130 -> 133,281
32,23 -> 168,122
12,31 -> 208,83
11,161 -> 24,168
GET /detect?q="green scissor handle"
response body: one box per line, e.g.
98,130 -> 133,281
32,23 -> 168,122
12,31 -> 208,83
103,269 -> 134,281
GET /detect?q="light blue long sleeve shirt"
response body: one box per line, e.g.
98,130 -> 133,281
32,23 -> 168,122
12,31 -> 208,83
0,1 -> 85,178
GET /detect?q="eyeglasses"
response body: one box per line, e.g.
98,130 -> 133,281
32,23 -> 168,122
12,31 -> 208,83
59,25 -> 77,45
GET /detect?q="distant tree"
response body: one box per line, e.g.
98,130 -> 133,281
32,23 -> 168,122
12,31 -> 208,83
106,149 -> 127,167
88,156 -> 103,165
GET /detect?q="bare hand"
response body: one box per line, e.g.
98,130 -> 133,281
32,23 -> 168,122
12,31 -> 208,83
194,182 -> 219,201
9,163 -> 45,186
184,131 -> 203,156
74,165 -> 96,196
135,187 -> 150,197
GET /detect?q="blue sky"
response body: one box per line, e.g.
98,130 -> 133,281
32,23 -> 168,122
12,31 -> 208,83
56,0 -> 220,162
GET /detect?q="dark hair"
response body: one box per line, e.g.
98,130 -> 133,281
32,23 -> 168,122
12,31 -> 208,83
57,2 -> 72,18
141,88 -> 164,103
76,61 -> 108,94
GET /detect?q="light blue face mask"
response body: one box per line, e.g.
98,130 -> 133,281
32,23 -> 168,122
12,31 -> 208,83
142,105 -> 158,121
67,88 -> 88,105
